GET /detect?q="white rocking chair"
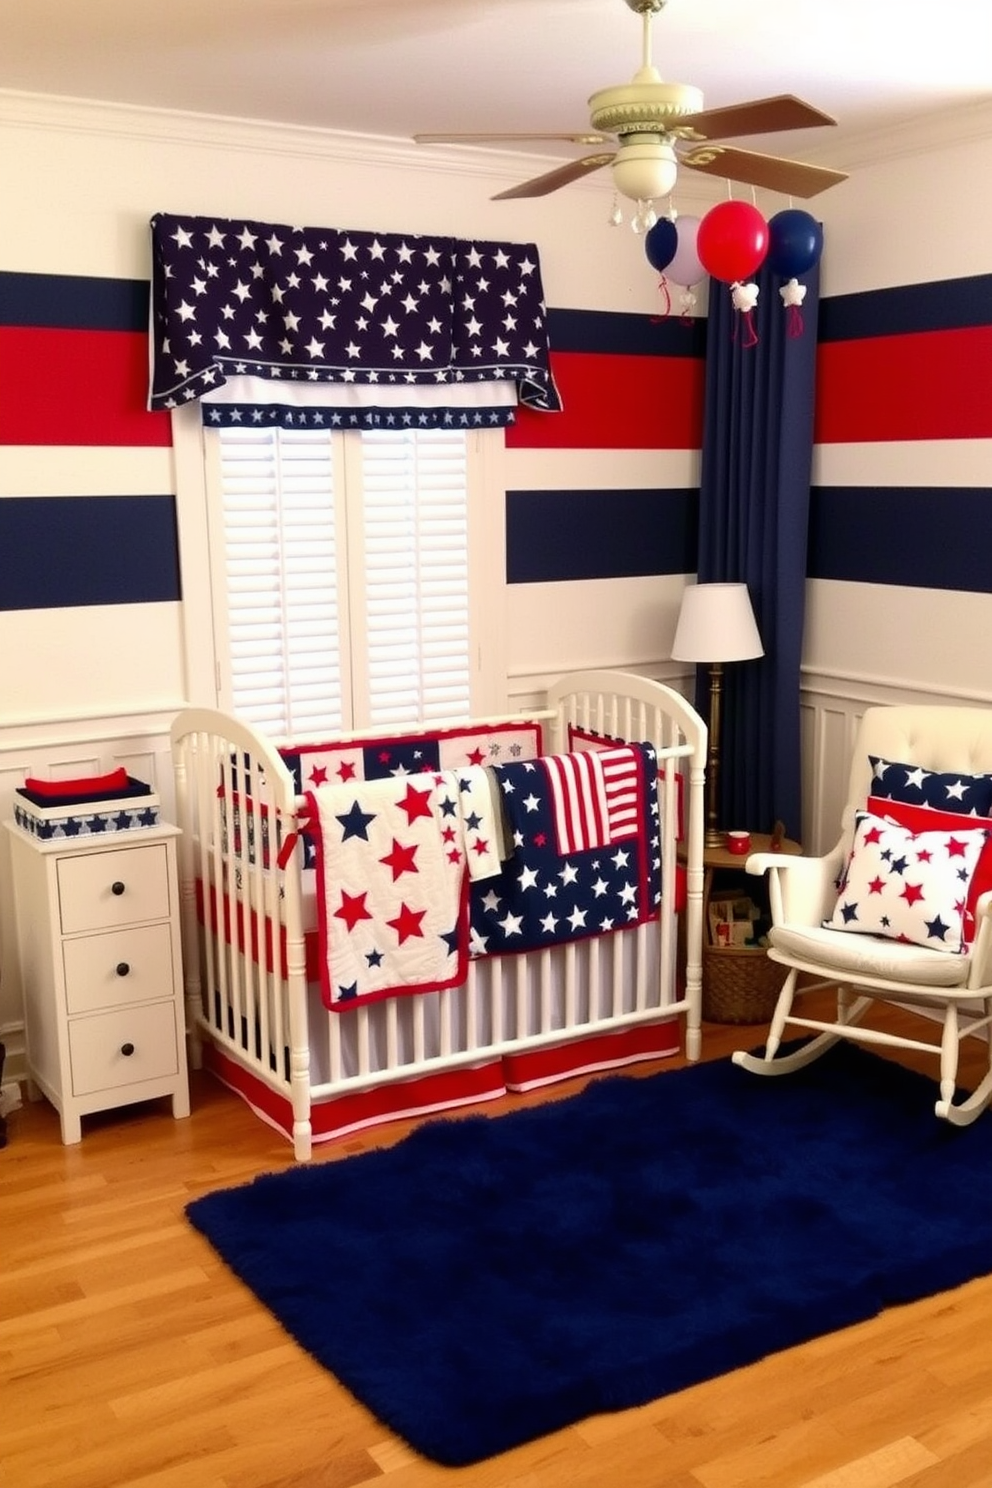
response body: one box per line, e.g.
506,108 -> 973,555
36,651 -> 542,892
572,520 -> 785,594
733,705 -> 992,1126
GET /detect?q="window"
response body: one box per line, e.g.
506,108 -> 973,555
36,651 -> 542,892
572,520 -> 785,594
203,423 -> 501,739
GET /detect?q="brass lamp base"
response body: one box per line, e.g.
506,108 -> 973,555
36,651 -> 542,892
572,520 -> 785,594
704,659 -> 724,848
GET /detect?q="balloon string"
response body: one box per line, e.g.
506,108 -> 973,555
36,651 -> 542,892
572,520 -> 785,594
787,304 -> 805,338
739,309 -> 759,348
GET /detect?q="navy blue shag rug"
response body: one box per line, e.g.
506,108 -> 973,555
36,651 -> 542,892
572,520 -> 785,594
186,1045 -> 992,1466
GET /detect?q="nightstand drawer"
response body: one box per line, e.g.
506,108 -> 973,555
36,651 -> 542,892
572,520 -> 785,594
57,842 -> 171,933
68,1000 -> 179,1096
62,923 -> 175,1015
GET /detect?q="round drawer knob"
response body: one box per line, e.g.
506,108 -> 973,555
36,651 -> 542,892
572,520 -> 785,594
116,962 -> 130,978
111,881 -> 126,896
121,1042 -> 135,1057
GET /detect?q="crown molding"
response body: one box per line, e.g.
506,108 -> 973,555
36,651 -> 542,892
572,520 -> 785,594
801,96 -> 992,171
0,88 -> 426,166
0,87 -> 722,209
4,85 -> 989,206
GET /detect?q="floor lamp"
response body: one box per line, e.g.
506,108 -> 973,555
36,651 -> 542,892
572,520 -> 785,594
672,582 -> 764,848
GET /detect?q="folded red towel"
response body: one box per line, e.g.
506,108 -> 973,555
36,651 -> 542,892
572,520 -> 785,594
24,767 -> 129,799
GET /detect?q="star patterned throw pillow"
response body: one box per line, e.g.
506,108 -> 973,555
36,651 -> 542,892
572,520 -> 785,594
824,810 -> 990,954
867,797 -> 992,944
868,755 -> 992,816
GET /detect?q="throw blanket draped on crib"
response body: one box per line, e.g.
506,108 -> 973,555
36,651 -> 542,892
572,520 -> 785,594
307,768 -> 503,1009
470,743 -> 662,958
307,743 -> 662,1009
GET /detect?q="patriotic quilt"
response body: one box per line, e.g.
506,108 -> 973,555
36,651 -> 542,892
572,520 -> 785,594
469,743 -> 662,958
281,723 -> 542,869
307,767 -> 505,1010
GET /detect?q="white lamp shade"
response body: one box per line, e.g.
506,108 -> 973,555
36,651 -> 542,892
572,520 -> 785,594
671,582 -> 764,664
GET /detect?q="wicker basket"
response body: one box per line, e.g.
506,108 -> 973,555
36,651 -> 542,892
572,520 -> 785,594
702,943 -> 784,1025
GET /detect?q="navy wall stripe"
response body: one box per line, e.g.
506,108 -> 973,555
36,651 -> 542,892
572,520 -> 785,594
808,486 -> 992,593
0,271 -> 149,332
547,307 -> 706,358
3,269 -> 987,351
818,274 -> 992,343
506,488 -> 698,584
0,495 -> 182,610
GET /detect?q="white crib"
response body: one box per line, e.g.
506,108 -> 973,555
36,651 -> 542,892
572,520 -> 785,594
170,669 -> 706,1159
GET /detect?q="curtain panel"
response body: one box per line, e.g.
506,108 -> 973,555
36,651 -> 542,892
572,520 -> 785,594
696,258 -> 821,843
148,213 -> 561,429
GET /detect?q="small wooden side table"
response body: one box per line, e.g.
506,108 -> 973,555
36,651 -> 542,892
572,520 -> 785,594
701,831 -> 802,902
699,832 -> 802,1024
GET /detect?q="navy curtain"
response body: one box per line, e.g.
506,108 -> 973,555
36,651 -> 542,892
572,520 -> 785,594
695,257 -> 820,843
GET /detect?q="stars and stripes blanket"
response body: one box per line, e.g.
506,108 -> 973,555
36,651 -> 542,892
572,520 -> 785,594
468,743 -> 662,958
307,742 -> 662,1008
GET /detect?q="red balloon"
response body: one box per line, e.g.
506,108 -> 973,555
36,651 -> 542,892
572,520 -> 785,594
697,201 -> 769,284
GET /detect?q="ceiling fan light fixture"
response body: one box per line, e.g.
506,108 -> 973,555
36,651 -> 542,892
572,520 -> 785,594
610,139 -> 678,204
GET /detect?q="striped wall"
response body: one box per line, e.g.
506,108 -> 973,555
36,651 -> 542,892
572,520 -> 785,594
3,266 -> 989,687
506,308 -> 704,584
810,273 -> 992,593
502,305 -> 705,680
0,269 -> 184,727
805,269 -> 992,700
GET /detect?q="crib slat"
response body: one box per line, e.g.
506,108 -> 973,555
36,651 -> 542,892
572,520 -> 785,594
539,948 -> 552,1032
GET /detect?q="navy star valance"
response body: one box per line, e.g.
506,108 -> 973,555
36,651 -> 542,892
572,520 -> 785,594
148,212 -> 561,429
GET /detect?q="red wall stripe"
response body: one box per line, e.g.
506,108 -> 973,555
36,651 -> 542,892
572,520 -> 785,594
0,327 -> 172,447
815,326 -> 992,444
507,349 -> 704,451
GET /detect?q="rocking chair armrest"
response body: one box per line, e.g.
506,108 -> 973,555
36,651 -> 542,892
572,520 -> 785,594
745,844 -> 847,929
968,889 -> 992,988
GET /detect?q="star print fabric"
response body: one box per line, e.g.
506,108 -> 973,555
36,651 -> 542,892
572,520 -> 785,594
468,743 -> 662,959
148,212 -> 561,424
868,755 -> 992,816
308,770 -> 487,1010
824,810 -> 989,954
281,722 -> 543,869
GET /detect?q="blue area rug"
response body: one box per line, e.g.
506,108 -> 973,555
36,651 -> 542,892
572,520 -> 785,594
186,1045 -> 992,1466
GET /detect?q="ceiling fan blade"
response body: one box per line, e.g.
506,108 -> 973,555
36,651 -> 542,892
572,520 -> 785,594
678,95 -> 837,142
491,153 -> 616,200
681,144 -> 847,198
415,131 -> 607,146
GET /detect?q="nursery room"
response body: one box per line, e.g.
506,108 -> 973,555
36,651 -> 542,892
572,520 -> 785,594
1,0 -> 991,1484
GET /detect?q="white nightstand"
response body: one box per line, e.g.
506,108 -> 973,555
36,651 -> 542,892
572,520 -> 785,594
4,821 -> 190,1144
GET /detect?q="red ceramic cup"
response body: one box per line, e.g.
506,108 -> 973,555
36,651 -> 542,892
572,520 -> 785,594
725,830 -> 751,855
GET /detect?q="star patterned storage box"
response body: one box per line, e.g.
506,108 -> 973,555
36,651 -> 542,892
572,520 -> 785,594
12,770 -> 161,841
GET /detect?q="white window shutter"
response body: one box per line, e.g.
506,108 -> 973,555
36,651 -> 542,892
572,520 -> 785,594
216,426 -> 345,739
357,428 -> 471,728
212,424 -> 471,738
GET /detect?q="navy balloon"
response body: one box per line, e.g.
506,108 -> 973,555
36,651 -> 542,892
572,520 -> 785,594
767,209 -> 823,278
644,217 -> 678,274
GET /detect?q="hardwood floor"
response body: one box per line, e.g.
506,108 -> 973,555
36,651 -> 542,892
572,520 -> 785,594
2,1007 -> 990,1488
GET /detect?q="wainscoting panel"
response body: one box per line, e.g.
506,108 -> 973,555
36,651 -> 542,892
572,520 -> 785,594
800,673 -> 992,856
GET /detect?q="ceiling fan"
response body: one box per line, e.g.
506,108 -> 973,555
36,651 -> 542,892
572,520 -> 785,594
414,0 -> 848,206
